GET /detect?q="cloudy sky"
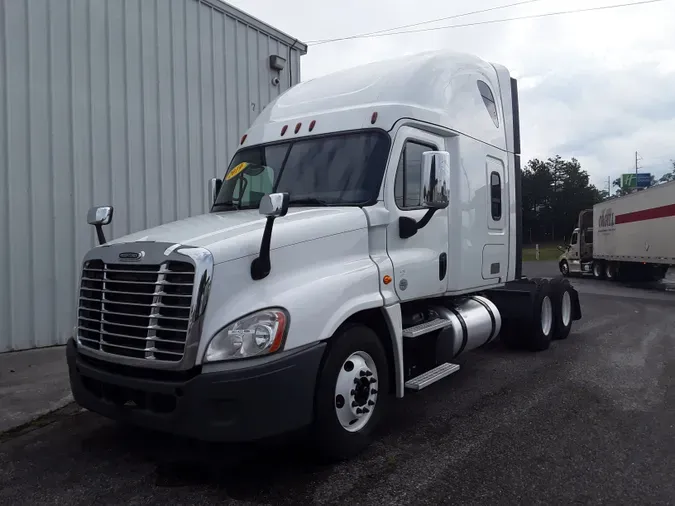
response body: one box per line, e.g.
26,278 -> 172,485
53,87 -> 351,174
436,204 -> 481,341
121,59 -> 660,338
229,0 -> 674,192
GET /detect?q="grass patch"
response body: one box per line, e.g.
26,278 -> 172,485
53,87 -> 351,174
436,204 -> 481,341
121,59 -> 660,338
522,244 -> 562,262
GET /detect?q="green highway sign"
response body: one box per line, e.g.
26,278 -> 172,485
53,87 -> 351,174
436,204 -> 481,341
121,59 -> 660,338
621,173 -> 652,188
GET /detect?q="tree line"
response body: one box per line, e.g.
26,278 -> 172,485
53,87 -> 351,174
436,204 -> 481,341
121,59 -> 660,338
522,156 -> 675,244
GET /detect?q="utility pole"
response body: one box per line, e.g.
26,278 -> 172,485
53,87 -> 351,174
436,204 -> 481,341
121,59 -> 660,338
635,151 -> 639,176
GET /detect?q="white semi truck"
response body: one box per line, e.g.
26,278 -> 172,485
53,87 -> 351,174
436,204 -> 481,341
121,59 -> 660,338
67,50 -> 582,461
558,180 -> 675,281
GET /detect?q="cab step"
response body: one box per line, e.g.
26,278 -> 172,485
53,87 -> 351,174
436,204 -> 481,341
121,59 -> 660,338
402,318 -> 452,338
405,362 -> 460,391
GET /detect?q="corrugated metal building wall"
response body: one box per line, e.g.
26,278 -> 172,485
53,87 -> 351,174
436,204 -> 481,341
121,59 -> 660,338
0,0 -> 307,352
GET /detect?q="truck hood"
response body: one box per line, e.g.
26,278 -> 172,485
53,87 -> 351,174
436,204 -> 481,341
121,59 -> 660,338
107,207 -> 368,264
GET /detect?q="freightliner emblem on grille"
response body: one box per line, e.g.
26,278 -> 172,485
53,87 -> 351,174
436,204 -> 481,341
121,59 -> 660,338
118,251 -> 145,262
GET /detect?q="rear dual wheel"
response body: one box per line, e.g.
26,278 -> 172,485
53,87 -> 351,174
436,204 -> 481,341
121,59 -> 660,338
550,277 -> 575,340
501,278 -> 576,351
525,279 -> 555,351
592,261 -> 605,280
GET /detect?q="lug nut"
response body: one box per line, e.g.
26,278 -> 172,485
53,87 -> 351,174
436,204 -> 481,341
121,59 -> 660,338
363,408 -> 370,413
365,371 -> 373,377
352,401 -> 358,407
351,389 -> 356,395
368,400 -> 375,406
356,408 -> 363,414
371,389 -> 378,394
354,378 -> 359,384
369,378 -> 377,384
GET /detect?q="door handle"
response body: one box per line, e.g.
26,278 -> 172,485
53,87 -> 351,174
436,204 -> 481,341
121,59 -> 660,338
439,252 -> 447,280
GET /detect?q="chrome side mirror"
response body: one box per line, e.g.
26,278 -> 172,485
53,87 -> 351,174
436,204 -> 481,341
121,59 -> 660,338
251,192 -> 290,281
87,206 -> 114,245
399,151 -> 450,239
87,206 -> 113,226
421,151 -> 450,209
208,178 -> 222,207
259,192 -> 290,218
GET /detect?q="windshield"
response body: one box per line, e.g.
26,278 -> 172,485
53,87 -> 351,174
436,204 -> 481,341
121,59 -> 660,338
211,130 -> 391,211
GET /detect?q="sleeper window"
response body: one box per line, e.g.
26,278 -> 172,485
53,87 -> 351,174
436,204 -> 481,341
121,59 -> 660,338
477,80 -> 499,128
490,171 -> 502,221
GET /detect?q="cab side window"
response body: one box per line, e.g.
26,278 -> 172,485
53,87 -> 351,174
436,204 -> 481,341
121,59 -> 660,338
394,140 -> 437,209
584,229 -> 593,244
570,232 -> 578,245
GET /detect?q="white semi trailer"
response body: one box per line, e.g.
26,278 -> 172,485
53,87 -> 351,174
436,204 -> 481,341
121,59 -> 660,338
559,180 -> 675,281
67,50 -> 582,461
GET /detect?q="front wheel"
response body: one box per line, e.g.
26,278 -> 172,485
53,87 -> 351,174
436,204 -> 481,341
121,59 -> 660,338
560,260 -> 570,277
311,324 -> 390,462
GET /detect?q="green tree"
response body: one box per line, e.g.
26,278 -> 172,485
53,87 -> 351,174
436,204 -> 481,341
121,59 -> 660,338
659,160 -> 675,183
522,156 -> 604,244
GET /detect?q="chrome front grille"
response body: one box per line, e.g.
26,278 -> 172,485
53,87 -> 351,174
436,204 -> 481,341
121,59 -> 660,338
77,260 -> 196,362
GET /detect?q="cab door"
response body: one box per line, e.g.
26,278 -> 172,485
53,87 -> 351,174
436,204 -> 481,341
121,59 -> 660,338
385,127 -> 449,301
568,230 -> 582,272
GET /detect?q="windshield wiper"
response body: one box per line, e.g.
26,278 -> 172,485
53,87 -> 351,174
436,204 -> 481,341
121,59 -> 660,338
287,197 -> 331,207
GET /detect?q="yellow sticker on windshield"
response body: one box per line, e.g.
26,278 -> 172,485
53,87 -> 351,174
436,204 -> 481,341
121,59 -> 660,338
225,162 -> 248,180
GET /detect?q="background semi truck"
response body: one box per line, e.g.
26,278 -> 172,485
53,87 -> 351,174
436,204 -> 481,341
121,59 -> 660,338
559,180 -> 675,281
67,50 -> 582,461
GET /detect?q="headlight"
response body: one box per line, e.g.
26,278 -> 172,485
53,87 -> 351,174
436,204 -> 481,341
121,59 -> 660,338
204,308 -> 288,362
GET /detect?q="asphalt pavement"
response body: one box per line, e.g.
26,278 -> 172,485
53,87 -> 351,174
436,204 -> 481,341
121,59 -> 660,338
1,262 -> 674,505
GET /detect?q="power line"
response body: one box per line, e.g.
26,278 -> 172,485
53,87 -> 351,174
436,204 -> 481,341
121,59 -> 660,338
307,0 -> 549,45
309,0 -> 667,46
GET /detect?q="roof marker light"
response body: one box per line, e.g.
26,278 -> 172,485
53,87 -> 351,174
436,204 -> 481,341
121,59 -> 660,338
294,122 -> 302,134
309,120 -> 316,132
281,125 -> 288,136
371,112 -> 378,124
240,134 -> 247,145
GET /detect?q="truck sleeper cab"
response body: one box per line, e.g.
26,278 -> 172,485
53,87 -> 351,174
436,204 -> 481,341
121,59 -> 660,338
67,50 -> 582,461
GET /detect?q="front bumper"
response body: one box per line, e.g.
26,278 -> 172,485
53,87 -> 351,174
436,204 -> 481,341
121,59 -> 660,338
66,338 -> 326,442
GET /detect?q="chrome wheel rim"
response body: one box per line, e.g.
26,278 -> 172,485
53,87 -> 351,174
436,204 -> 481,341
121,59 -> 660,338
593,263 -> 601,277
541,296 -> 553,336
561,262 -> 568,275
561,291 -> 572,327
335,351 -> 379,432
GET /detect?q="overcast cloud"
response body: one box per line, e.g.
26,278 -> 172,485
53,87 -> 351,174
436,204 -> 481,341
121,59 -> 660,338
229,0 -> 675,191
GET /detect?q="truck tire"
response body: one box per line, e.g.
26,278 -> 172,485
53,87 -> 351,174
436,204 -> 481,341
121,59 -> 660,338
648,265 -> 669,282
525,279 -> 555,351
549,277 -> 574,340
311,324 -> 390,462
592,261 -> 605,280
605,262 -> 618,281
495,279 -> 554,351
559,260 -> 570,277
